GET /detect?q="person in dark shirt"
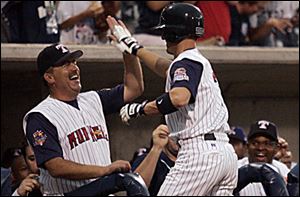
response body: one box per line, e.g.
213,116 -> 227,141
2,1 -> 59,43
131,124 -> 178,196
227,1 -> 260,46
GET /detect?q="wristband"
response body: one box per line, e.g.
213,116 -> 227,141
156,92 -> 178,115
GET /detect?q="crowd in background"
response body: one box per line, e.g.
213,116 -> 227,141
1,1 -> 299,47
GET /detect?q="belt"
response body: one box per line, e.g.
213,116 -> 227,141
204,133 -> 216,141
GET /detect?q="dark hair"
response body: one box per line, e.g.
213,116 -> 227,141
1,147 -> 23,168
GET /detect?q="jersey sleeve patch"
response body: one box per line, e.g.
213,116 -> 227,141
173,67 -> 189,82
33,130 -> 47,146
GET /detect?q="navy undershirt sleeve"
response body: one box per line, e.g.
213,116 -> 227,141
169,58 -> 203,103
26,112 -> 63,168
131,154 -> 147,172
96,84 -> 125,115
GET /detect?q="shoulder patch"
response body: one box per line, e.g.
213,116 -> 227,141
173,67 -> 189,82
33,130 -> 47,146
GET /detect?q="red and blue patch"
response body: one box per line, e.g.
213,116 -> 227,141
33,130 -> 47,146
173,67 -> 189,82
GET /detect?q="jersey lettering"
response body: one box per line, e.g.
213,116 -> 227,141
67,125 -> 108,150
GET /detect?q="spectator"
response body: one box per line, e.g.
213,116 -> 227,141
195,1 -> 238,46
1,1 -> 59,43
237,120 -> 290,196
120,1 -> 139,33
1,1 -> 10,42
57,1 -> 120,44
133,1 -> 172,45
227,1 -> 262,46
131,124 -> 178,196
228,126 -> 247,159
249,1 -> 297,47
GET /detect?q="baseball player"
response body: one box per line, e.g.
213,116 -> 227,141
107,2 -> 238,196
23,43 -> 144,195
237,120 -> 290,196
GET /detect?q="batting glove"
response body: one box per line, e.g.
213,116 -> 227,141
112,25 -> 143,55
120,101 -> 147,125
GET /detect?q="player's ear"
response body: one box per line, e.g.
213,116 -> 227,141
44,72 -> 55,85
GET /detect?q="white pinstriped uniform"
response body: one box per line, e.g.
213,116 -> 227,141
158,48 -> 238,196
237,157 -> 290,196
23,91 -> 111,196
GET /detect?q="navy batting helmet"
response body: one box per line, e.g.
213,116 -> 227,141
153,3 -> 204,43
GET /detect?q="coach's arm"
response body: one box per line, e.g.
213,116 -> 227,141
123,53 -> 144,103
44,158 -> 131,180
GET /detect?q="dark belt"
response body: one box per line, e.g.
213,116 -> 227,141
204,133 -> 216,141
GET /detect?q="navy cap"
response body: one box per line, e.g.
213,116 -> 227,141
248,120 -> 278,142
37,43 -> 83,76
229,126 -> 247,143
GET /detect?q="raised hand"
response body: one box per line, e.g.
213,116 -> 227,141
106,15 -> 143,55
120,101 -> 147,125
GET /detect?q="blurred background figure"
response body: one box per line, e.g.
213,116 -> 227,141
249,1 -> 299,47
57,1 -> 120,44
195,1 -> 238,46
133,1 -> 172,45
228,126 -> 247,160
120,1 -> 139,34
274,136 -> 297,170
227,1 -> 263,46
1,1 -> 59,43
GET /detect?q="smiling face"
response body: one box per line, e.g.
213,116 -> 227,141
45,60 -> 81,100
247,135 -> 278,163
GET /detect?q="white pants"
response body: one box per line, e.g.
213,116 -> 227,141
158,133 -> 238,196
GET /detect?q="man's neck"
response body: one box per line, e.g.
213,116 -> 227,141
174,39 -> 196,57
49,92 -> 78,102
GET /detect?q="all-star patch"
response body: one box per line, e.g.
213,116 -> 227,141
33,130 -> 47,146
173,67 -> 189,82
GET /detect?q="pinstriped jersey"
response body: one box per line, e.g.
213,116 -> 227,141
166,48 -> 230,140
23,91 -> 111,195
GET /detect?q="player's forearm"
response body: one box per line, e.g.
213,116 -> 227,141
45,157 -> 112,180
143,88 -> 190,115
137,48 -> 171,78
143,100 -> 161,115
123,53 -> 144,102
134,146 -> 163,187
